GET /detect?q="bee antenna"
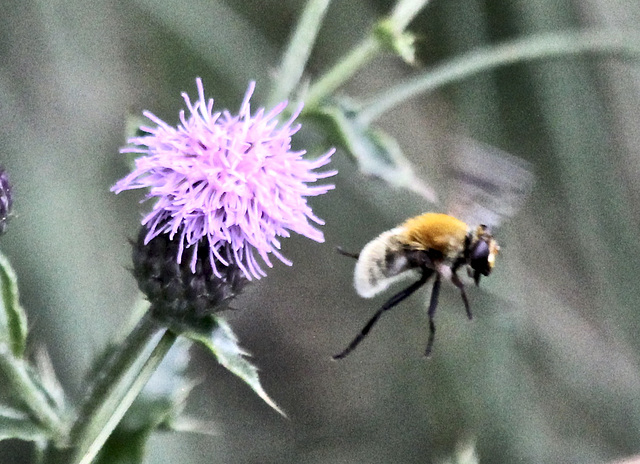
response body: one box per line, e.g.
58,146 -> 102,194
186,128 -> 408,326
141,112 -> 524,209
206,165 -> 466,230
336,246 -> 359,260
333,269 -> 433,360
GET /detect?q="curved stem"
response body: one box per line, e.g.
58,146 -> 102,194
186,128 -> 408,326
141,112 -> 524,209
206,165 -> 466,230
0,346 -> 66,443
305,36 -> 381,108
358,29 -> 640,125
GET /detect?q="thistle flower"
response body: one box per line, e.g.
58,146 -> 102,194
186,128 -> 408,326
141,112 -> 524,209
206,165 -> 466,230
113,78 -> 336,281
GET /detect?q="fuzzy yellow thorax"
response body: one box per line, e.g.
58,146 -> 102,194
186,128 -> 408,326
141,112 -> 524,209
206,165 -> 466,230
400,213 -> 468,258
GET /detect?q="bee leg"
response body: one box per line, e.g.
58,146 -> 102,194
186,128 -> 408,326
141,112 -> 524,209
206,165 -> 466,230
451,273 -> 472,320
333,270 -> 432,360
425,275 -> 441,358
336,246 -> 359,260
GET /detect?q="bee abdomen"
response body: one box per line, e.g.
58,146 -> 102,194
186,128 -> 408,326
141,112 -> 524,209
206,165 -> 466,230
354,228 -> 417,298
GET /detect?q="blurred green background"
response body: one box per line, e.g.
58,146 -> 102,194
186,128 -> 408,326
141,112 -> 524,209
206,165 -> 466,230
2,0 -> 640,462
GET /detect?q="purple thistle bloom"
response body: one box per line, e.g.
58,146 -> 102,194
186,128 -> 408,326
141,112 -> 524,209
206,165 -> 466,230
112,78 -> 336,280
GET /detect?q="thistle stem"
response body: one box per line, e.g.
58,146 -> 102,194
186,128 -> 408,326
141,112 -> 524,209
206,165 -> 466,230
388,0 -> 430,31
50,311 -> 176,464
0,345 -> 66,443
268,0 -> 332,107
305,36 -> 381,108
304,0 -> 430,108
357,29 -> 640,125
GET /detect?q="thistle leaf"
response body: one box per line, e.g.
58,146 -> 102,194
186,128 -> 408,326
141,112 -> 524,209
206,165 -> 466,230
0,404 -> 48,442
309,98 -> 437,202
94,429 -> 147,464
0,251 -> 27,357
186,316 -> 285,416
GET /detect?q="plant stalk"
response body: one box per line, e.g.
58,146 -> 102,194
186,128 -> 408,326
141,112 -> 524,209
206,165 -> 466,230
305,36 -> 381,108
358,29 -> 640,125
304,0 -> 430,108
48,311 -> 176,464
268,0 -> 332,107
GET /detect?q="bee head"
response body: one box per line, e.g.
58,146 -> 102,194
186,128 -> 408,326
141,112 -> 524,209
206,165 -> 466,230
467,225 -> 499,285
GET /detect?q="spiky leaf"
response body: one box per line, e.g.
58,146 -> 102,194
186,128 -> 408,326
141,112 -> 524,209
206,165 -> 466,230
0,404 -> 48,442
308,98 -> 437,202
186,316 -> 284,416
0,251 -> 27,357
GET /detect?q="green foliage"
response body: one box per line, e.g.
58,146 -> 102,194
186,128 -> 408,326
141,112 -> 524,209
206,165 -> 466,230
0,254 -> 65,446
95,339 -> 194,464
307,97 -> 437,201
0,251 -> 27,358
186,317 -> 284,416
0,405 -> 48,442
94,429 -> 147,464
373,18 -> 417,64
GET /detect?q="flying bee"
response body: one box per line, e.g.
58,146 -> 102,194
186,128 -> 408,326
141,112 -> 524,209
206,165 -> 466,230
334,137 -> 533,359
334,213 -> 498,359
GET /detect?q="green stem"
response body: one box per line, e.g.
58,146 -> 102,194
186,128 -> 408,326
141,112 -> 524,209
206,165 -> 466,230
305,36 -> 381,108
389,0 -> 430,31
304,0 -> 430,108
51,311 -> 176,464
0,345 -> 66,443
357,29 -> 640,125
267,0 -> 332,107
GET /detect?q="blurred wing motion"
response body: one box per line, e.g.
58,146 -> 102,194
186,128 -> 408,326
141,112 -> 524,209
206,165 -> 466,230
446,137 -> 534,230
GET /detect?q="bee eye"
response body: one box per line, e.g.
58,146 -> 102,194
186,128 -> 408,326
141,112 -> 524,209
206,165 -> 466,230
470,240 -> 491,276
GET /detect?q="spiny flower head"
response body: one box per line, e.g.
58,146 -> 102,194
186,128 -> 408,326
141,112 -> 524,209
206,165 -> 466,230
131,226 -> 247,327
112,78 -> 336,280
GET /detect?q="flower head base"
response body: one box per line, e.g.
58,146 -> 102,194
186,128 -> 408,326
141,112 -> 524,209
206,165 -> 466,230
131,226 -> 247,329
113,79 -> 336,280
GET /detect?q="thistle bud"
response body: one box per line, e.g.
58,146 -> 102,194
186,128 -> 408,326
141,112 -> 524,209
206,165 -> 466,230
132,226 -> 247,331
0,168 -> 12,235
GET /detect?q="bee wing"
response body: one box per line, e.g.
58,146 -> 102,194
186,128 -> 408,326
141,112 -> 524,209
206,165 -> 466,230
445,137 -> 534,229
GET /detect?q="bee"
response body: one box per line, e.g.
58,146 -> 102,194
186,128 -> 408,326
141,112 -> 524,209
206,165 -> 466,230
333,213 -> 498,359
333,137 -> 532,359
